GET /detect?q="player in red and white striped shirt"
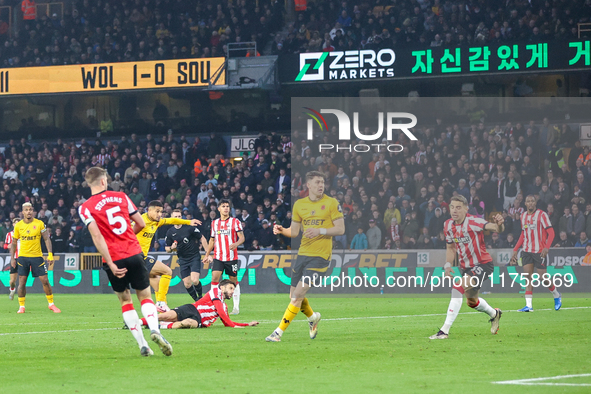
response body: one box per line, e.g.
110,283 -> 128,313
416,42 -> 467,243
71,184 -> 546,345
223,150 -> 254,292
5,218 -> 20,300
430,195 -> 504,340
141,280 -> 258,329
510,195 -> 560,312
204,200 -> 245,315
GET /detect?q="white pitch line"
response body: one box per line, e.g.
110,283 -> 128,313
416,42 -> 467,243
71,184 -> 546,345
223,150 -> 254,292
1,306 -> 590,335
493,373 -> 591,386
0,327 -> 118,336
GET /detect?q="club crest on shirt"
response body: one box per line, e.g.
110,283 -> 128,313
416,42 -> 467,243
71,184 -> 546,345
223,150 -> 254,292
311,210 -> 316,216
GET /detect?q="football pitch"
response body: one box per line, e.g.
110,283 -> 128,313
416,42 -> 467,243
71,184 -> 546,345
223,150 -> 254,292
1,293 -> 590,393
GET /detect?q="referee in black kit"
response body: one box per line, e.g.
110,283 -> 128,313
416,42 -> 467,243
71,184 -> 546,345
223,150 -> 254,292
165,209 -> 209,301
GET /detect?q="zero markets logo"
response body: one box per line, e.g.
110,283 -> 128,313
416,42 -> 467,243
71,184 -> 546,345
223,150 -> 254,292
296,49 -> 396,82
303,107 -> 418,153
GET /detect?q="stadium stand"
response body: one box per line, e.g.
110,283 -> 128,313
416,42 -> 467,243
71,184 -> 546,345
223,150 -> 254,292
274,0 -> 591,54
1,0 -> 285,67
0,114 -> 590,256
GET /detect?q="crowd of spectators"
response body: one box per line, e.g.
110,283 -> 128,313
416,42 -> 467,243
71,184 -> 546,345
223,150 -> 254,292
291,116 -> 591,251
271,0 -> 591,55
0,130 -> 293,254
0,112 -> 589,255
2,0 -> 591,68
0,0 -> 284,67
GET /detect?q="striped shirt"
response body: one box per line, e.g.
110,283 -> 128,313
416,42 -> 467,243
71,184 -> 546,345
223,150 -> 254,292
519,210 -> 552,253
192,286 -> 248,327
444,215 -> 491,269
211,217 -> 243,261
5,231 -> 19,259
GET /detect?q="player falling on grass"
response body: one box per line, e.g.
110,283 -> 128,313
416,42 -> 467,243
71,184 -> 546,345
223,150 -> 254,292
139,279 -> 258,329
137,200 -> 201,312
165,209 -> 209,301
10,203 -> 61,314
430,195 -> 503,340
79,167 -> 172,357
6,218 -> 20,300
203,199 -> 244,315
266,171 -> 345,342
510,195 -> 561,312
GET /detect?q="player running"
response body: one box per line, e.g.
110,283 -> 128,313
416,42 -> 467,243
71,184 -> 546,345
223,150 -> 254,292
266,171 -> 345,342
510,195 -> 561,312
136,200 -> 200,312
430,195 -> 503,340
139,279 -> 258,329
5,218 -> 20,300
203,199 -> 244,315
79,167 -> 172,357
165,209 -> 209,301
11,203 -> 61,314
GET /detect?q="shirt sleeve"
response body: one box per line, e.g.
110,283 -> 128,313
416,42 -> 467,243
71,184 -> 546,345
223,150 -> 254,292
444,222 -> 453,243
292,200 -> 301,223
125,195 -> 138,216
540,212 -> 551,229
331,199 -> 344,222
12,225 -> 19,240
192,227 -> 202,240
469,217 -> 487,231
211,220 -> 215,238
78,205 -> 95,226
159,218 -> 191,227
39,220 -> 47,233
234,218 -> 243,232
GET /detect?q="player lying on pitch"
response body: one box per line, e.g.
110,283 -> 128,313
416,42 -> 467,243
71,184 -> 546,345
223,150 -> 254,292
140,280 -> 258,329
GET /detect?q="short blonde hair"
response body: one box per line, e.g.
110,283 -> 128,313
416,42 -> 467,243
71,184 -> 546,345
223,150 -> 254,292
450,195 -> 468,206
22,202 -> 33,209
85,167 -> 107,186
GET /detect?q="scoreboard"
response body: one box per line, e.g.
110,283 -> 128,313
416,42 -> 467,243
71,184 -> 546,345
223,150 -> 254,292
0,57 -> 225,96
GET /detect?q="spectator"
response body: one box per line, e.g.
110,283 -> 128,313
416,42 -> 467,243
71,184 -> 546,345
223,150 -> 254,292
366,219 -> 381,249
51,227 -> 67,253
554,231 -> 573,247
350,227 -> 368,250
487,232 -> 507,249
568,204 -> 585,241
575,232 -> 591,248
256,219 -> 274,250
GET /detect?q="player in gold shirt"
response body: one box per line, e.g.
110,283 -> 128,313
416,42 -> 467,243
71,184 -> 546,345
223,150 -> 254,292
10,202 -> 61,314
137,200 -> 200,311
266,171 -> 344,342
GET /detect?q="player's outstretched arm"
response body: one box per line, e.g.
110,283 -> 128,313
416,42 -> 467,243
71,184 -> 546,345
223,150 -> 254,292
213,298 -> 250,327
484,214 -> 505,233
274,221 -> 301,238
88,221 -> 126,278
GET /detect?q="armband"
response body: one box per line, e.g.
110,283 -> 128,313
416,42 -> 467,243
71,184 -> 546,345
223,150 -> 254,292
47,253 -> 54,259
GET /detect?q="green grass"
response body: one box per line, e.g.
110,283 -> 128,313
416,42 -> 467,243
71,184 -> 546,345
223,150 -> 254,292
1,293 -> 590,393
